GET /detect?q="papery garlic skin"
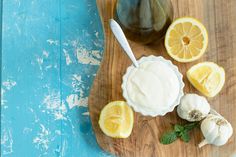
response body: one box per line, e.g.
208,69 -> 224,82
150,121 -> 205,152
200,114 -> 233,147
177,94 -> 210,122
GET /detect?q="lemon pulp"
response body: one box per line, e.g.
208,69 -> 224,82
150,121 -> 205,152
187,62 -> 225,97
165,17 -> 208,62
98,101 -> 134,138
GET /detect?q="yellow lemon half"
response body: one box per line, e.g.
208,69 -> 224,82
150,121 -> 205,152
98,101 -> 134,138
165,17 -> 208,62
187,62 -> 225,97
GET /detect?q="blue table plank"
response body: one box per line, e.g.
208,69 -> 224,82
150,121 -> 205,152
1,0 -> 112,156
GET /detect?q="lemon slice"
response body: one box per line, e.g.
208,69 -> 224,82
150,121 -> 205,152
187,62 -> 225,97
98,101 -> 134,138
165,17 -> 208,62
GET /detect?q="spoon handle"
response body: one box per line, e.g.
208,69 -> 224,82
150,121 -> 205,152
110,19 -> 139,67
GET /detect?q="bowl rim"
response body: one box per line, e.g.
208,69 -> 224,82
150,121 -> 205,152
121,55 -> 185,117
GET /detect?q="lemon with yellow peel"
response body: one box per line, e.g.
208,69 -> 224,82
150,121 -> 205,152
165,17 -> 208,62
99,101 -> 134,138
187,62 -> 225,97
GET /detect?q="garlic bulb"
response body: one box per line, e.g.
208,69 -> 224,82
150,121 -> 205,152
177,94 -> 210,122
199,113 -> 233,147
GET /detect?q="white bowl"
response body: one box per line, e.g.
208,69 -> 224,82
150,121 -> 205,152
121,55 -> 184,117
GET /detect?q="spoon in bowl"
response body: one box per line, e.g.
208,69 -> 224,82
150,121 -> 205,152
109,19 -> 139,68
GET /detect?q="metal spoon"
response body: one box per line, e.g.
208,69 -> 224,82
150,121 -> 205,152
109,19 -> 139,68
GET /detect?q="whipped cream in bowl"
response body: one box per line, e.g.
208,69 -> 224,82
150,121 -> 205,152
122,55 -> 184,117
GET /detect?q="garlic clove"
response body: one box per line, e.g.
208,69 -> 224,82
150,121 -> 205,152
214,134 -> 229,146
204,125 -> 219,144
213,123 -> 233,146
177,94 -> 210,122
199,113 -> 233,147
198,139 -> 208,148
201,119 -> 218,143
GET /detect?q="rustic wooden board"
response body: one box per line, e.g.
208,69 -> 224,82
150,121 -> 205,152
88,0 -> 236,156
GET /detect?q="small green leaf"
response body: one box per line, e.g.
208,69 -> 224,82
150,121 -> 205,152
184,122 -> 199,131
160,122 -> 199,145
160,131 -> 177,145
174,124 -> 184,133
180,131 -> 190,142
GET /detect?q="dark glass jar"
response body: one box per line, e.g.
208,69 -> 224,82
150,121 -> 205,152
114,0 -> 173,44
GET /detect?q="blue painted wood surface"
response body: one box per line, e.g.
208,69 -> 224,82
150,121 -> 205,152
1,0 -> 112,156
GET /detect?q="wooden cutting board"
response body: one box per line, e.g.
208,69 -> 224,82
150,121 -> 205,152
88,0 -> 236,156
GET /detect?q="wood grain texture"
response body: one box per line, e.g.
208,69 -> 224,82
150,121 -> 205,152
89,0 -> 236,156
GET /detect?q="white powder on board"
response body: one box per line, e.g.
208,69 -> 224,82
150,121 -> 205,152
1,128 -> 13,155
42,92 -> 67,120
33,124 -> 50,151
1,79 -> 17,106
63,49 -> 72,65
82,112 -> 89,116
2,80 -> 17,90
66,94 -> 88,109
63,39 -> 102,65
76,45 -> 102,65
35,50 -> 51,74
46,39 -> 59,46
71,74 -> 84,97
23,127 -> 33,134
76,47 -> 100,65
72,74 -> 82,83
95,31 -> 99,38
42,50 -> 49,58
91,50 -> 101,59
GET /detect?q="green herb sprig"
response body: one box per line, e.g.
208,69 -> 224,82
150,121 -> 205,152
160,122 -> 199,145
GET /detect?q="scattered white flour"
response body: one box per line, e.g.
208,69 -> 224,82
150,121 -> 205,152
23,127 -> 33,134
84,29 -> 91,37
63,42 -> 69,46
33,124 -> 50,151
95,31 -> 99,38
64,39 -> 102,65
66,94 -> 88,109
43,50 -> 49,58
72,75 -> 82,92
35,50 -> 52,73
53,139 -> 67,157
61,140 -> 67,157
43,92 -> 61,110
71,74 -> 84,96
63,49 -> 72,65
76,47 -> 101,65
1,88 -> 6,105
45,65 -> 52,71
36,57 -> 44,65
2,80 -> 17,90
82,112 -> 89,116
36,56 -> 44,72
1,80 -> 17,106
42,92 -> 67,120
55,130 -> 61,135
72,74 -> 82,83
91,50 -> 102,59
1,128 -> 13,155
29,107 -> 40,123
46,39 -> 59,45
70,40 -> 79,47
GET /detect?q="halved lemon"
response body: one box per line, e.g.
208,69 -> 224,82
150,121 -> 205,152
165,17 -> 208,62
187,62 -> 225,97
98,101 -> 134,138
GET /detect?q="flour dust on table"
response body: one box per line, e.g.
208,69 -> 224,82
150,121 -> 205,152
1,0 -> 112,156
